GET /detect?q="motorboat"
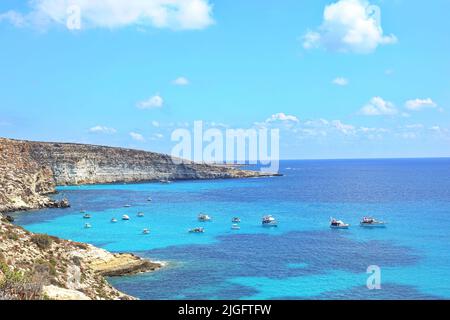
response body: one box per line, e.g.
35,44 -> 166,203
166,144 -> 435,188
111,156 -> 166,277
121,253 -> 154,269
143,228 -> 150,235
360,217 -> 387,228
111,218 -> 118,223
80,210 -> 86,214
330,218 -> 350,229
124,205 -> 131,208
262,215 -> 278,227
137,212 -> 145,217
84,223 -> 92,229
83,213 -> 91,219
147,197 -> 152,202
231,224 -> 241,230
189,227 -> 205,233
232,217 -> 241,223
122,215 -> 130,221
198,214 -> 212,222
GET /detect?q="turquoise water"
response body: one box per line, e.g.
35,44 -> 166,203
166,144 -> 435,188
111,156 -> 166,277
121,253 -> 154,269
12,159 -> 450,299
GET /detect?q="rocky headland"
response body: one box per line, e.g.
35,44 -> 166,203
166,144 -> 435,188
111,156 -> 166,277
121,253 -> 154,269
0,216 -> 161,300
0,137 -> 274,213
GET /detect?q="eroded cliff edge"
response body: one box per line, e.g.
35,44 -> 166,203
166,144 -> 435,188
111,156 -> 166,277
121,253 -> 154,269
0,217 -> 161,300
0,137 -> 275,213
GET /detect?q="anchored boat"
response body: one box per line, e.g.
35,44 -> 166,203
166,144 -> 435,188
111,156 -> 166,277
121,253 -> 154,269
232,217 -> 241,223
360,217 -> 386,228
189,227 -> 205,233
198,214 -> 212,222
137,212 -> 145,217
122,215 -> 130,221
330,218 -> 350,229
262,215 -> 278,227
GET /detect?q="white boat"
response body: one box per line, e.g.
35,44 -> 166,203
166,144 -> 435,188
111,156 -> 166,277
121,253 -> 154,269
111,218 -> 118,223
137,212 -> 145,217
360,217 -> 387,228
80,210 -> 86,214
122,215 -> 130,221
147,197 -> 152,202
232,217 -> 241,223
189,227 -> 205,233
198,214 -> 212,222
231,224 -> 241,230
330,218 -> 350,229
84,223 -> 92,229
83,214 -> 91,219
143,228 -> 150,234
262,215 -> 278,227
124,205 -> 131,208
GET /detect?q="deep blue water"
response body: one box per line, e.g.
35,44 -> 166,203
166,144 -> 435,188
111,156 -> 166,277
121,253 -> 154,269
12,159 -> 450,299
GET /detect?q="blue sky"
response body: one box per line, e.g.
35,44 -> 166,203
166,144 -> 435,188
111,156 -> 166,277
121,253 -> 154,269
0,0 -> 449,159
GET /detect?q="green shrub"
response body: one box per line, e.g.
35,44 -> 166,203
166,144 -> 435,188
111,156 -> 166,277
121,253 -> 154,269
31,234 -> 53,250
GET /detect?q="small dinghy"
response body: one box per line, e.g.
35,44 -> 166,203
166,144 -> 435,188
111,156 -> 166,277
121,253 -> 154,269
124,205 -> 131,208
137,212 -> 145,217
330,218 -> 349,229
231,224 -> 241,230
83,214 -> 91,219
198,214 -> 212,222
360,217 -> 386,228
122,215 -> 130,221
232,217 -> 241,223
147,197 -> 152,202
84,223 -> 92,229
80,210 -> 86,214
111,218 -> 118,223
262,215 -> 278,227
143,228 -> 150,235
189,227 -> 205,233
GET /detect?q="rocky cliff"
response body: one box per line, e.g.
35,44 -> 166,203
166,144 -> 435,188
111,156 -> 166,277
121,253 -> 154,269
0,137 -> 273,213
0,217 -> 161,300
0,138 -> 58,213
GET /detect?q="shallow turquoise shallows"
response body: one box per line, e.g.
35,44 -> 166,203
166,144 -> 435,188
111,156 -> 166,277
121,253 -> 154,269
12,159 -> 450,299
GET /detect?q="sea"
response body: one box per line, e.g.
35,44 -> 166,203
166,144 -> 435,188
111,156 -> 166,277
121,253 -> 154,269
11,159 -> 450,300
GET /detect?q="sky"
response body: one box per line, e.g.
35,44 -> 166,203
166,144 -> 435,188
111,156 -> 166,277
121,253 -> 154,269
0,0 -> 449,160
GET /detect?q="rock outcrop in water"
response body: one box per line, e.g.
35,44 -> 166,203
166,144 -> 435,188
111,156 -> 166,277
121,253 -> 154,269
0,217 -> 161,300
0,137 -> 274,213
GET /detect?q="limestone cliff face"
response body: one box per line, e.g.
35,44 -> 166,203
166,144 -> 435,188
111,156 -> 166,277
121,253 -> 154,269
0,138 -> 56,213
0,137 -> 272,213
26,140 -> 268,185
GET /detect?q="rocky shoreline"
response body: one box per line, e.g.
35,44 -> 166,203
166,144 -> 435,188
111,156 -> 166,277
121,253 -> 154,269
0,216 -> 161,300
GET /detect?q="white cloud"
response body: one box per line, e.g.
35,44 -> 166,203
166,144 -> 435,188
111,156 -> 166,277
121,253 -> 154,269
88,125 -> 117,134
302,0 -> 397,54
137,95 -> 164,109
130,132 -> 145,142
405,98 -> 437,111
266,113 -> 300,123
150,133 -> 164,140
0,10 -> 26,27
173,77 -> 189,86
1,0 -> 214,30
331,120 -> 355,135
332,77 -> 349,86
360,96 -> 397,116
